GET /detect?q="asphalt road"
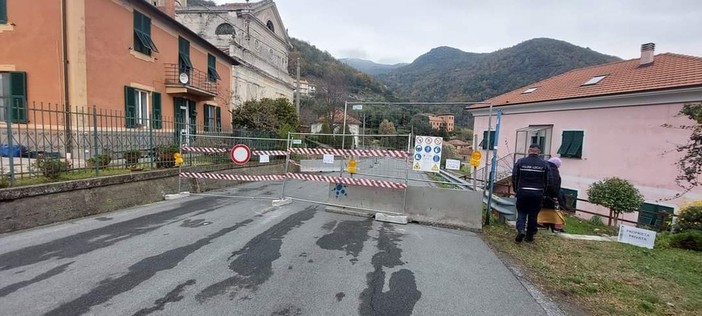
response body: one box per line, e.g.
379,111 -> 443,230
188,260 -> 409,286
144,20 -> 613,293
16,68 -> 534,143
0,181 -> 554,316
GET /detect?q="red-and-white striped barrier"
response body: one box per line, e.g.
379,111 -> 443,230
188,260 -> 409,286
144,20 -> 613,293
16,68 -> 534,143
180,146 -> 227,153
179,170 -> 407,189
180,172 -> 285,182
180,146 -> 287,156
286,173 -> 407,190
289,148 -> 409,158
253,150 -> 288,156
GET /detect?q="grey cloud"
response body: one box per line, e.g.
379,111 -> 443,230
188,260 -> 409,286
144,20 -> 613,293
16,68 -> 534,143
215,0 -> 702,63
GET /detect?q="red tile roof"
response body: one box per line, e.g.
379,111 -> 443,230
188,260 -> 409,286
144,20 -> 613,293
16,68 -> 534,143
472,53 -> 702,109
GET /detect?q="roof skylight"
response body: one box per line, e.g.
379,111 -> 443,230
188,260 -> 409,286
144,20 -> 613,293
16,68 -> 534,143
522,87 -> 537,94
582,75 -> 607,86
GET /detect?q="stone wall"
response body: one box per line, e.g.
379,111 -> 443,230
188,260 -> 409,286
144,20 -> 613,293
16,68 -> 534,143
0,163 -> 288,233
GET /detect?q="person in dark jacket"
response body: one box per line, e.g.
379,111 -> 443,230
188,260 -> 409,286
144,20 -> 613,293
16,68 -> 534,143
512,144 -> 551,243
539,157 -> 567,232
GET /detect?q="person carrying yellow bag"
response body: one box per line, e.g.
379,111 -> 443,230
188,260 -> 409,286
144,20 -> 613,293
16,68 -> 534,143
538,158 -> 567,232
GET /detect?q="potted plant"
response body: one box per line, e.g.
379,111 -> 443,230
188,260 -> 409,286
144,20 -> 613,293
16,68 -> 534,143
123,149 -> 142,169
155,145 -> 179,168
86,154 -> 112,169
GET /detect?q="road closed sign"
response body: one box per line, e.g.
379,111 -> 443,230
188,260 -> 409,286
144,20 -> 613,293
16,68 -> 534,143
413,136 -> 442,173
230,144 -> 251,165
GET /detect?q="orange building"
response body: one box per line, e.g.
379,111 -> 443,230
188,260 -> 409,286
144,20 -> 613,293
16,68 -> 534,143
0,0 -> 235,132
427,114 -> 455,132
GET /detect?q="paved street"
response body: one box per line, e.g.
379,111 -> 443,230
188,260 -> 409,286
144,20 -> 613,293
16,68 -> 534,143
0,181 -> 554,316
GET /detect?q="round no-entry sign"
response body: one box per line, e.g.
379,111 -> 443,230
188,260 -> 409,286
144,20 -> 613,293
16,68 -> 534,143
230,144 -> 251,165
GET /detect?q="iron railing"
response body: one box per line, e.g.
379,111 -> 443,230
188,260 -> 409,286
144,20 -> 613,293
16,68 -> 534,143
0,101 -> 242,187
164,63 -> 218,96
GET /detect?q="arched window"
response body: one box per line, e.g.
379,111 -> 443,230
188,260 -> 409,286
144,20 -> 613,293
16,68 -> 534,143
266,20 -> 275,32
215,23 -> 235,35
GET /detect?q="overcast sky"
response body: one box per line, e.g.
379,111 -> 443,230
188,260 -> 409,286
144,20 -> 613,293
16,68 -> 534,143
213,0 -> 702,64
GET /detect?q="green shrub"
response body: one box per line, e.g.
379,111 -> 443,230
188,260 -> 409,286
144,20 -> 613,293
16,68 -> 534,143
87,154 -> 112,169
36,158 -> 71,179
123,149 -> 142,166
676,204 -> 702,232
588,215 -> 604,226
156,145 -> 179,168
0,173 -> 9,188
669,230 -> 702,251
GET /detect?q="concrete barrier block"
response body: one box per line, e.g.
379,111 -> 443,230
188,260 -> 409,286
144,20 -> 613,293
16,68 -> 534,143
272,198 -> 292,207
165,192 -> 190,200
375,213 -> 408,225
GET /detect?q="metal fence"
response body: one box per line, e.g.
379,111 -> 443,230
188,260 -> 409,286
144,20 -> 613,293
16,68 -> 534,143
0,101 -> 239,187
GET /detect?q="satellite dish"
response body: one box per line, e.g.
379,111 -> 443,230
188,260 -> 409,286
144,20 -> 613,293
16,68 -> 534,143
179,72 -> 189,85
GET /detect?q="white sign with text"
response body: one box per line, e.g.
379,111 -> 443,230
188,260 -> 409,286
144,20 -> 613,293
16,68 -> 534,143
323,154 -> 335,164
617,225 -> 657,249
259,154 -> 270,163
445,159 -> 461,171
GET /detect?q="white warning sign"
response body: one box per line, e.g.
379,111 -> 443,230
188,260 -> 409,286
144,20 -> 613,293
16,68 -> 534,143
412,136 -> 442,173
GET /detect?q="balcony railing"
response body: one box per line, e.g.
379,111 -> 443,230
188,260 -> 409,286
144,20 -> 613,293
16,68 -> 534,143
164,64 -> 218,97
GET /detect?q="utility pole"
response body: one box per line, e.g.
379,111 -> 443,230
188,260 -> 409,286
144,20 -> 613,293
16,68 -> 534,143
295,57 -> 300,116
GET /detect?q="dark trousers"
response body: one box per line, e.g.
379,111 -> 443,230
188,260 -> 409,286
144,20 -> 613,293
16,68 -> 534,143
516,190 -> 544,236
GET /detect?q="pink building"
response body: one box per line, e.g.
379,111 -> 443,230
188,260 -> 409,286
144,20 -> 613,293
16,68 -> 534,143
468,43 -> 702,225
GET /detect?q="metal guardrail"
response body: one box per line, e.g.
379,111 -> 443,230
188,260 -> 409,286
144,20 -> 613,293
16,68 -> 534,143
438,170 -> 472,190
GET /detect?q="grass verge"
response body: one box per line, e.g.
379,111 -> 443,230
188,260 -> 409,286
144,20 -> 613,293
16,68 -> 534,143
483,219 -> 702,315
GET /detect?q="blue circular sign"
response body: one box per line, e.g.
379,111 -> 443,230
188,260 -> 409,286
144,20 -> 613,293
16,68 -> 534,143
415,145 -> 422,152
433,155 -> 441,162
434,146 -> 441,154
414,154 -> 422,160
424,146 -> 432,153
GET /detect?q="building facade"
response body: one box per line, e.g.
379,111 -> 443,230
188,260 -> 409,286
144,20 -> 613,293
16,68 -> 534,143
469,44 -> 702,224
0,0 -> 235,133
427,114 -> 455,132
175,0 -> 295,107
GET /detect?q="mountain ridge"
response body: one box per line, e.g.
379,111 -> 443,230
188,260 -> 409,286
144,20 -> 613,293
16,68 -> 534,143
356,38 -> 622,102
339,58 -> 408,75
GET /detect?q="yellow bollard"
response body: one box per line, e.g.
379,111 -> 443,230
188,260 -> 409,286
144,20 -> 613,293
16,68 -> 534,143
174,153 -> 184,166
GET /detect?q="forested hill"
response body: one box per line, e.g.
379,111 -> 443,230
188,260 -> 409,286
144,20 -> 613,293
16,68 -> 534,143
339,58 -> 408,75
287,38 -> 398,102
377,38 -> 621,102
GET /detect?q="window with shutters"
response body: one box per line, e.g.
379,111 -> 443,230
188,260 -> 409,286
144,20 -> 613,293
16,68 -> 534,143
124,86 -> 160,129
207,54 -> 220,82
557,130 -> 584,158
133,11 -> 158,56
637,203 -> 674,228
0,0 -> 7,24
178,37 -> 192,74
0,72 -> 28,123
204,105 -> 216,132
479,130 -> 496,150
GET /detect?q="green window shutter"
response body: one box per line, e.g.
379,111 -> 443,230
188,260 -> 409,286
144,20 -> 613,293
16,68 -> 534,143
566,131 -> 584,158
188,100 -> 197,135
557,131 -> 574,155
561,188 -> 578,209
207,54 -> 220,81
0,0 -> 7,24
480,131 -> 496,150
10,72 -> 28,123
124,86 -> 136,128
152,92 -> 162,129
134,11 -> 158,55
203,105 -> 211,132
178,37 -> 192,72
215,106 -> 222,132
